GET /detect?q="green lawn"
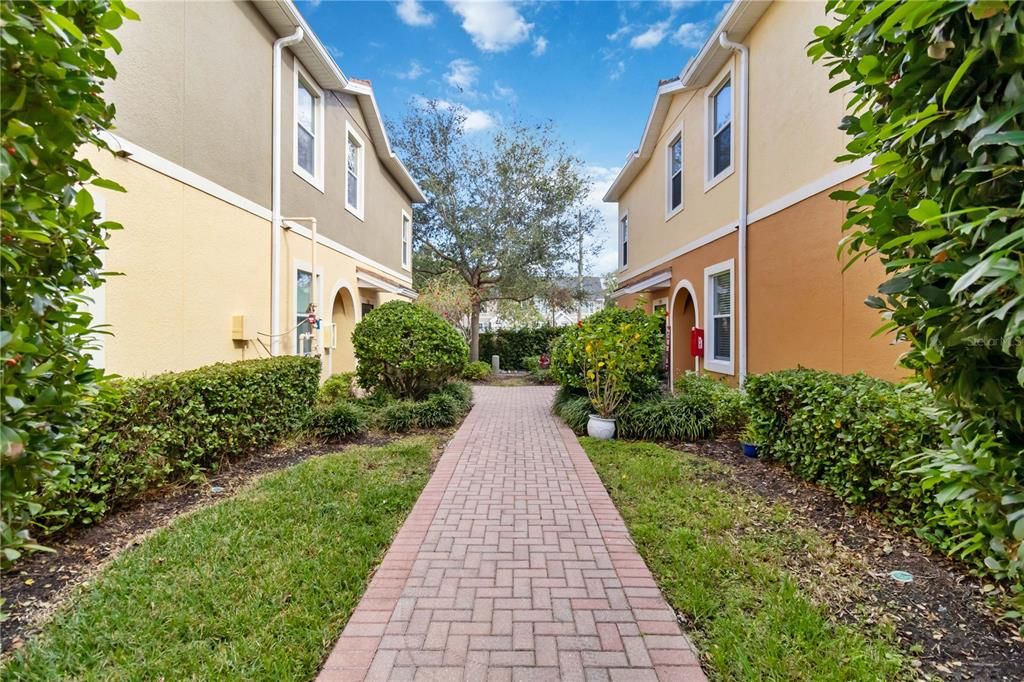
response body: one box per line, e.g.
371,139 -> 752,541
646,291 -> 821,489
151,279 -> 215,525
582,438 -> 910,681
2,437 -> 435,681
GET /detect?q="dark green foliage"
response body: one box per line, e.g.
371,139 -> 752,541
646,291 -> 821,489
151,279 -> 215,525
462,361 -> 492,382
523,356 -> 555,384
549,307 -> 663,405
673,372 -> 747,434
377,401 -> 420,433
1,0 -> 138,564
618,396 -> 716,442
810,2 -> 1024,595
479,326 -> 564,370
37,357 -> 321,538
309,401 -> 369,441
352,301 -> 469,400
414,393 -> 461,429
318,372 -> 356,404
552,387 -> 592,434
437,381 -> 474,414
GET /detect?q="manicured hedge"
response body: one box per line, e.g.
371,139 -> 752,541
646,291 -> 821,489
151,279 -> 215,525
673,372 -> 746,434
38,356 -> 320,533
479,326 -> 563,370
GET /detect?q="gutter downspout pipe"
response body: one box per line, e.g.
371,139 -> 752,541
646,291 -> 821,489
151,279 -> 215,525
719,31 -> 749,387
271,27 -> 304,355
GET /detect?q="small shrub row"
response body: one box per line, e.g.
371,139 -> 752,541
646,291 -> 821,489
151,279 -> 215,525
318,372 -> 356,403
311,379 -> 475,437
309,401 -> 370,441
552,387 -> 591,434
673,372 -> 746,434
618,395 -> 716,442
462,361 -> 492,382
479,326 -> 564,370
37,356 -> 321,536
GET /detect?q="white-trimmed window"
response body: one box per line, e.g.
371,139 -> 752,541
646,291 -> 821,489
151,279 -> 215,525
619,213 -> 629,268
295,268 -> 313,355
703,259 -> 734,375
293,63 -> 324,190
706,72 -> 733,189
345,121 -> 365,220
667,132 -> 683,217
401,210 -> 412,269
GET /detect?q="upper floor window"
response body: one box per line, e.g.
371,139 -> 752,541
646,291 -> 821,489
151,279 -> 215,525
619,213 -> 629,268
293,63 -> 324,191
667,133 -> 683,215
401,211 -> 412,269
345,122 -> 365,220
710,78 -> 732,181
703,259 -> 734,375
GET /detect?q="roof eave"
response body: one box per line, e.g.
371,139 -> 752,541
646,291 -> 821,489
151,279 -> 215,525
252,0 -> 348,90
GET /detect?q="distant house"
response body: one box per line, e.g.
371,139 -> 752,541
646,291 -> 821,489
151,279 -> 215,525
604,0 -> 903,387
477,276 -> 605,332
88,0 -> 423,379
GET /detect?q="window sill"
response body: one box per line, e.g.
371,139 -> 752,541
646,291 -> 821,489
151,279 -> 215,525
293,166 -> 325,193
703,358 -> 734,376
704,166 -> 734,193
345,203 -> 365,222
665,203 -> 684,222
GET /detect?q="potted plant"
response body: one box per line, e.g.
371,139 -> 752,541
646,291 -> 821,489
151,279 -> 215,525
740,423 -> 759,458
579,318 -> 652,440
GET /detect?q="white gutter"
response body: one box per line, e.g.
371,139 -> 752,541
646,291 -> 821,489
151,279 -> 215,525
719,32 -> 749,386
271,26 -> 304,355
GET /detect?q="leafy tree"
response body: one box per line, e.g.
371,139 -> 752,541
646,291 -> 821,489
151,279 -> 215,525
1,0 -> 136,565
389,101 -> 590,361
811,2 -> 1023,590
416,270 -> 475,339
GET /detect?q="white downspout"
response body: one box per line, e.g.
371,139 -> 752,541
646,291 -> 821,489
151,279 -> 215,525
271,27 -> 304,355
719,31 -> 749,387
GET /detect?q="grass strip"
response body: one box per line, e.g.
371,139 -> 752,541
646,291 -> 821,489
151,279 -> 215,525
582,437 -> 910,681
3,437 -> 434,681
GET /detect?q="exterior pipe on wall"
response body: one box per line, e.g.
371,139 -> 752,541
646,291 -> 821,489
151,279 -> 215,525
718,31 -> 749,387
271,27 -> 304,355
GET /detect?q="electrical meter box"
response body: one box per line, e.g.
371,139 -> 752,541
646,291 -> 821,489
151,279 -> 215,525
231,315 -> 251,341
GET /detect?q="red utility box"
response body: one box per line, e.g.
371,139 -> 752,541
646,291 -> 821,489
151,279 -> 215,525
690,328 -> 705,358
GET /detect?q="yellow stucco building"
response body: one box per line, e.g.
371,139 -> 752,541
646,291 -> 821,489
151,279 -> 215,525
605,0 -> 904,386
88,0 -> 423,379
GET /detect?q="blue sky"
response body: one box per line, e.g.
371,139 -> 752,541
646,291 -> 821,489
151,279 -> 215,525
297,0 -> 731,274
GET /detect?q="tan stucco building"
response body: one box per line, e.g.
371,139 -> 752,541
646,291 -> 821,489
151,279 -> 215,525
605,0 -> 904,387
88,0 -> 424,379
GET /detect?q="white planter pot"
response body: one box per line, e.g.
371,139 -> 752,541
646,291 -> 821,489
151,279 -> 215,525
587,415 -> 616,440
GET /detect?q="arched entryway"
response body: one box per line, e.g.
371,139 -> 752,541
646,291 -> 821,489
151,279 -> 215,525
328,282 -> 359,375
669,279 -> 699,386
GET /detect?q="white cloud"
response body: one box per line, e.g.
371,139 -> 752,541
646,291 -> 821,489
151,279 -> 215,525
671,21 -> 708,49
630,20 -> 670,49
492,82 -> 517,102
607,24 -> 632,41
585,165 -> 624,275
397,60 -> 427,80
609,60 -> 626,81
396,0 -> 435,27
444,58 -> 479,93
446,0 -> 533,52
326,44 -> 344,60
532,36 -> 548,56
413,96 -> 497,132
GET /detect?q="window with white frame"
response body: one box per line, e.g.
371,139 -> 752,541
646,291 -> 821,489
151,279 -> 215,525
619,214 -> 629,267
294,64 -> 324,189
703,259 -> 733,373
401,211 -> 411,268
345,122 -> 365,219
710,78 -> 732,181
667,133 -> 683,214
295,269 -> 313,356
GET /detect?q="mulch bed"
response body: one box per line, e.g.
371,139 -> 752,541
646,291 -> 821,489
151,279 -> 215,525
0,432 -> 407,654
680,437 -> 1023,682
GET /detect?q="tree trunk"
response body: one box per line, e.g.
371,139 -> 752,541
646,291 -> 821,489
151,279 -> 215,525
469,299 -> 481,363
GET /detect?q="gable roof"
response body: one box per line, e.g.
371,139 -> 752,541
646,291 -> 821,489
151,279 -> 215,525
252,0 -> 426,203
603,0 -> 772,202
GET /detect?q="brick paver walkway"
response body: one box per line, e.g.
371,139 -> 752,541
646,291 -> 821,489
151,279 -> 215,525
318,386 -> 705,681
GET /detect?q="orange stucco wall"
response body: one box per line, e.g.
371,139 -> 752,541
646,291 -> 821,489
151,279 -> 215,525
616,183 -> 905,384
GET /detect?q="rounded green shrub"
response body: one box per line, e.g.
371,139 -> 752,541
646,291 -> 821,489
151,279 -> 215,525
414,393 -> 461,429
377,401 -> 419,432
463,361 -> 492,382
318,372 -> 356,404
437,381 -> 474,414
673,372 -> 747,434
352,301 -> 469,400
310,401 -> 369,441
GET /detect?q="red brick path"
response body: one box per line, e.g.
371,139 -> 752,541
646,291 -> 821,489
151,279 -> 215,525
318,386 -> 706,681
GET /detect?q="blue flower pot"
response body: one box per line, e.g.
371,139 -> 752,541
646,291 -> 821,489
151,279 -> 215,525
741,442 -> 759,458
